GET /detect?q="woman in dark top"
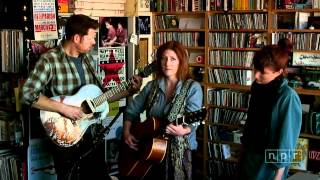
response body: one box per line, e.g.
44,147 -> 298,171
239,43 -> 302,180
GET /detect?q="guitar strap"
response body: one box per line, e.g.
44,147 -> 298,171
166,79 -> 193,180
167,79 -> 193,122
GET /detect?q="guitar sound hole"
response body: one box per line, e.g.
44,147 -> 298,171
81,101 -> 93,114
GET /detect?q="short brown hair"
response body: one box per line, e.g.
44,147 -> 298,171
65,14 -> 99,40
253,45 -> 289,73
155,41 -> 189,80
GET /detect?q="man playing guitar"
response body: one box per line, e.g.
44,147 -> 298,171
22,14 -> 142,180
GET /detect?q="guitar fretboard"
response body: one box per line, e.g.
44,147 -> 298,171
92,80 -> 132,106
90,60 -> 156,108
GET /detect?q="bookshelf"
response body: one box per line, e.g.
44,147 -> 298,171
0,0 -> 29,179
272,1 -> 320,175
152,0 -> 320,178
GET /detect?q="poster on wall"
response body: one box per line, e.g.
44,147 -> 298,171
98,47 -> 126,89
57,0 -> 69,13
99,17 -> 128,47
98,46 -> 126,139
32,0 -> 58,40
97,17 -> 129,139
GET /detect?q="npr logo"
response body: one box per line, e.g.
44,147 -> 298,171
265,149 -> 302,163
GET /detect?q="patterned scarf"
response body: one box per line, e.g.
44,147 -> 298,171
146,79 -> 193,180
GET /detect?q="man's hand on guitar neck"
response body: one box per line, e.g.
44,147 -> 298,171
128,75 -> 143,95
108,75 -> 142,102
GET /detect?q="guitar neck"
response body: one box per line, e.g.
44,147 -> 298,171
90,60 -> 156,108
92,80 -> 132,106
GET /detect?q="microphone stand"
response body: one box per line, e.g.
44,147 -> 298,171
67,106 -> 125,180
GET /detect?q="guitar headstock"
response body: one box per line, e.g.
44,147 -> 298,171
137,61 -> 157,78
177,107 -> 207,126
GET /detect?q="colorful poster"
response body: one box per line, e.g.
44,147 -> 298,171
98,47 -> 126,89
32,0 -> 58,40
58,0 -> 69,13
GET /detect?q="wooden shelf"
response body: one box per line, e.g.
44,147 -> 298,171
207,104 -> 248,112
189,63 -> 205,67
273,9 -> 320,13
207,83 -> 251,91
207,65 -> 253,69
153,46 -> 205,50
272,29 -> 320,33
209,29 -> 267,32
206,84 -> 320,96
207,122 -> 243,129
293,50 -> 320,53
208,139 -> 242,146
209,47 -> 261,51
154,29 -> 206,32
153,11 -> 206,16
209,156 -> 239,163
208,10 -> 268,14
295,88 -> 320,96
300,133 -> 320,140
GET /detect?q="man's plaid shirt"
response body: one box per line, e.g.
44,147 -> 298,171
22,44 -> 102,105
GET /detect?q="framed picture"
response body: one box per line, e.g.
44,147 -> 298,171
137,16 -> 151,35
99,17 -> 128,47
139,0 -> 150,12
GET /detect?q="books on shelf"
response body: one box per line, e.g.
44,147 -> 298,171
208,69 -> 253,85
0,150 -> 21,180
295,12 -> 310,30
179,17 -> 204,29
0,30 -> 24,73
165,15 -> 179,29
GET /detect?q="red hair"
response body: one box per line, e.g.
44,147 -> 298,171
155,41 -> 189,80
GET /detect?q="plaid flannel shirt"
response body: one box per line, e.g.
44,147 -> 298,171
22,44 -> 102,105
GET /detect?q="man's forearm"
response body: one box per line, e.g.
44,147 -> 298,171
32,94 -> 65,113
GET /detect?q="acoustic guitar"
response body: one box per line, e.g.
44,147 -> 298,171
119,108 -> 207,179
39,61 -> 157,147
